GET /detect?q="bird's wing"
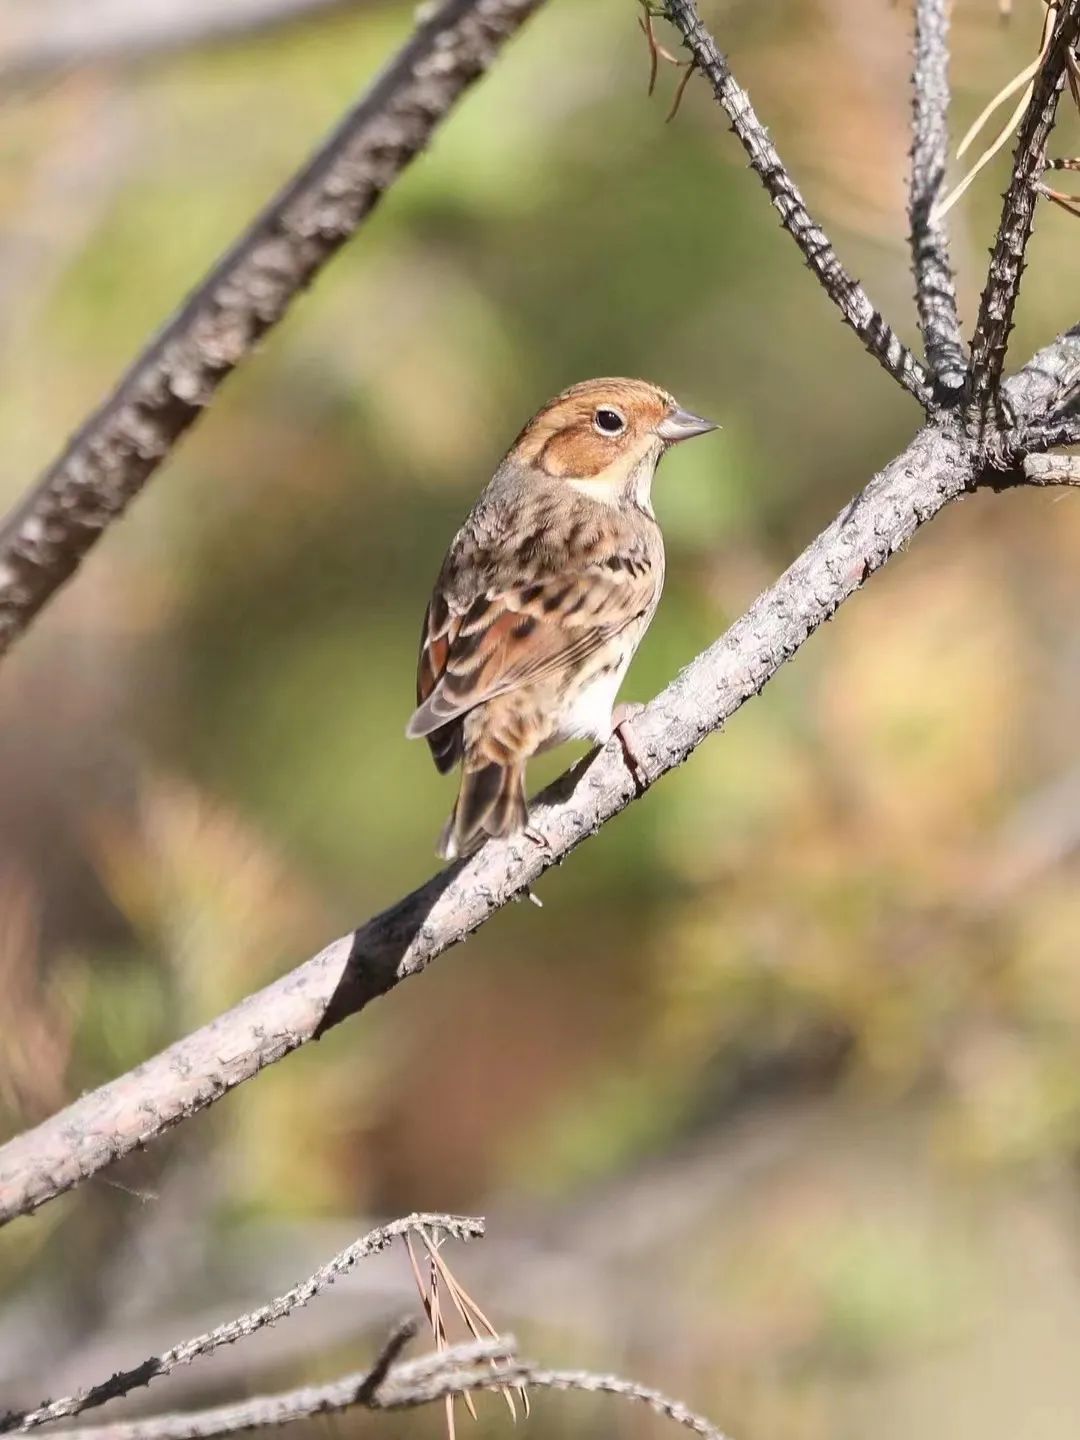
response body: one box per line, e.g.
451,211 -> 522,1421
408,559 -> 657,741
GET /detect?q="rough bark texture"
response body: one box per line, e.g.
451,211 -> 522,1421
908,0 -> 967,392
968,0 -> 1080,419
0,0 -> 544,658
2,1216 -> 483,1434
2,327 -> 1075,1227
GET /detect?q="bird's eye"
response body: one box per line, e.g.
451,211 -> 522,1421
593,406 -> 626,436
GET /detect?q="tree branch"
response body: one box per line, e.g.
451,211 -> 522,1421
39,1350 -> 732,1440
908,0 -> 967,393
1024,451 -> 1080,484
2,326 -> 1077,1230
0,1215 -> 483,1435
968,0 -> 1080,421
661,0 -> 934,409
1013,415 -> 1080,453
0,0 -> 365,89
0,0 -> 544,662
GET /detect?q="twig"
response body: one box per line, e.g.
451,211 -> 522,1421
908,0 -> 967,392
0,1215 -> 483,1434
2,323 -> 1077,1230
0,0 -> 544,662
661,0 -> 934,409
934,1 -> 1059,222
37,1349 -> 733,1440
968,0 -> 1080,424
1013,415 -> 1080,453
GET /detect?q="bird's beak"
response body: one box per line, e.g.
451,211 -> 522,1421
656,406 -> 720,445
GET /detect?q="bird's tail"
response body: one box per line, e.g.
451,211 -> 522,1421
437,759 -> 527,861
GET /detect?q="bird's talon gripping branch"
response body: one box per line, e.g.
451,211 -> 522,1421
611,703 -> 651,794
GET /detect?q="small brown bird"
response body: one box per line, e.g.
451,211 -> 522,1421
407,377 -> 718,859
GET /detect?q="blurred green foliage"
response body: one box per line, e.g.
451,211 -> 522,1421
1,1 -> 1080,1437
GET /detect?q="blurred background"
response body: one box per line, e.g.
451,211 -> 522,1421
1,0 -> 1079,1436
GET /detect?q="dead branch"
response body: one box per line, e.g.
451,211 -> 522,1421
968,0 -> 1080,422
0,0 -> 544,662
909,0 -> 967,392
1,322 -> 1077,1230
0,1215 -> 483,1435
661,0 -> 934,408
36,1348 -> 732,1440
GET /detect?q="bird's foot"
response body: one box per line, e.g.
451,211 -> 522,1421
611,702 -> 650,795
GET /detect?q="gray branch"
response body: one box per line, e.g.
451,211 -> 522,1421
38,1349 -> 732,1440
968,0 -> 1080,422
908,0 -> 966,393
0,0 -> 544,661
0,1215 -> 483,1435
0,0 -> 365,88
1012,415 -> 1080,454
2,325 -> 1077,1230
662,0 -> 934,409
1024,452 -> 1080,485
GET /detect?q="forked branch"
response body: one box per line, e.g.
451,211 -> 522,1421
38,1354 -> 733,1440
661,0 -> 934,408
0,1215 -> 485,1435
2,1209 -> 731,1440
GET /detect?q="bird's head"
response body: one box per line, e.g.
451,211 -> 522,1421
506,378 -> 718,509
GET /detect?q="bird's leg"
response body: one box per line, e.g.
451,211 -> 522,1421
610,702 -> 650,794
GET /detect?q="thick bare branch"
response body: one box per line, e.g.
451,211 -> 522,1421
661,0 -> 934,408
43,1349 -> 732,1440
1,330 -> 1077,1229
968,0 -> 1080,419
1024,452 -> 1080,483
0,0 -> 364,88
0,1215 -> 482,1435
909,0 -> 967,392
0,0 -> 544,662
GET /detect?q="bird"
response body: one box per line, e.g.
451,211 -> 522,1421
406,377 -> 718,860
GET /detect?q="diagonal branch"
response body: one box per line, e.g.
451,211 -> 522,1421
968,0 -> 1080,421
0,0 -> 544,663
2,326 -> 1077,1231
661,0 -> 934,409
0,1215 -> 483,1435
908,0 -> 967,393
38,1350 -> 733,1440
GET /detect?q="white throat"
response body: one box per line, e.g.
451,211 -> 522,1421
566,445 -> 661,516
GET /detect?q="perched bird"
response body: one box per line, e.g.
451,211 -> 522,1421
407,378 -> 718,859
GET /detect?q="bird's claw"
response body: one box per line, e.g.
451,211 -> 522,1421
611,703 -> 650,795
